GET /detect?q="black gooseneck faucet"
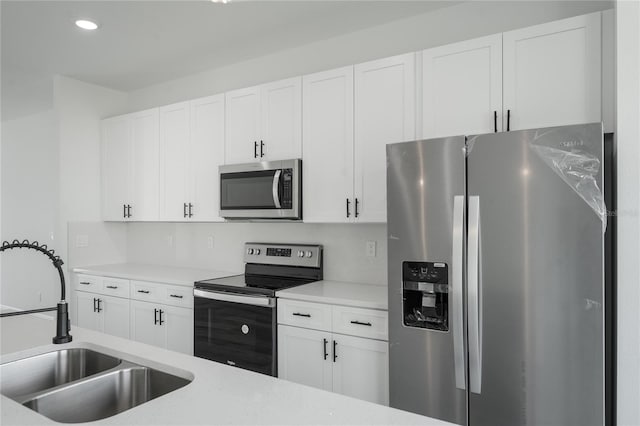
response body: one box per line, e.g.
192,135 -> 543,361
0,239 -> 72,344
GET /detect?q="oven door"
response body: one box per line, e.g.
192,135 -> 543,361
219,159 -> 301,219
194,289 -> 277,376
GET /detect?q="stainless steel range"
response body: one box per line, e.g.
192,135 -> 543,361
193,243 -> 323,376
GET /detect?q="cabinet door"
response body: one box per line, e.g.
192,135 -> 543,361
101,116 -> 131,221
260,77 -> 302,161
503,12 -> 601,130
225,87 -> 261,164
277,325 -> 333,391
130,108 -> 160,221
332,334 -> 389,405
163,305 -> 193,355
302,67 -> 355,223
75,291 -> 101,331
159,102 -> 190,221
189,95 -> 225,221
101,295 -> 130,339
421,34 -> 502,138
355,53 -> 415,222
130,300 -> 165,348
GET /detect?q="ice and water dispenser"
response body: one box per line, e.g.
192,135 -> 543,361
402,262 -> 449,331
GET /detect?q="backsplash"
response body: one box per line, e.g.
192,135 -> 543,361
126,222 -> 388,285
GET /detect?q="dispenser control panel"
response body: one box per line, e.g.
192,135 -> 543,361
402,261 -> 449,331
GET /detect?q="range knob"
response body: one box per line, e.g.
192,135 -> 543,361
297,250 -> 305,258
247,248 -> 254,255
255,249 -> 261,255
305,251 -> 313,258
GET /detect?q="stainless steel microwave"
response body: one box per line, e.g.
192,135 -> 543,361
219,159 -> 301,220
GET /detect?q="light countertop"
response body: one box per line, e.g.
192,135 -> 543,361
1,314 -> 452,426
276,280 -> 388,310
72,263 -> 238,287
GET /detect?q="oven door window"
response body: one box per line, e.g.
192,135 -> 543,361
220,170 -> 279,210
194,297 -> 276,376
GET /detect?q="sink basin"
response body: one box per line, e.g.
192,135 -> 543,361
23,366 -> 191,423
0,348 -> 121,400
1,346 -> 192,423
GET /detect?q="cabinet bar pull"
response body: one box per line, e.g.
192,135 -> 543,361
96,299 -> 102,313
254,141 -> 258,158
493,111 -> 497,133
292,312 -> 311,318
183,203 -> 188,218
127,205 -> 132,218
507,109 -> 511,132
137,290 -> 150,294
188,203 -> 193,218
93,298 -> 98,312
346,199 -> 351,218
123,204 -> 127,218
350,320 -> 372,326
323,338 -> 328,360
169,294 -> 183,299
105,285 -> 118,289
260,140 -> 264,158
333,340 -> 338,362
159,309 -> 165,325
355,198 -> 360,218
154,308 -> 158,325
80,281 -> 91,285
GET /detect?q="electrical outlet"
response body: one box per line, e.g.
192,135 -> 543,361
366,241 -> 377,257
207,236 -> 215,249
167,235 -> 174,247
75,235 -> 89,247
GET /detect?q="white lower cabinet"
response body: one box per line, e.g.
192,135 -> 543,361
75,291 -> 130,339
130,300 -> 193,356
277,299 -> 389,405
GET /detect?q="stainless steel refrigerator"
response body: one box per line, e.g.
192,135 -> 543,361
387,123 -> 606,426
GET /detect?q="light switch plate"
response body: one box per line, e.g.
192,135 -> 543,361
366,241 -> 377,257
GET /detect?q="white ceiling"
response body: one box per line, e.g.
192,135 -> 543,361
1,0 -> 456,120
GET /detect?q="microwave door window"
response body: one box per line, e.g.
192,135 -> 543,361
221,171 -> 277,209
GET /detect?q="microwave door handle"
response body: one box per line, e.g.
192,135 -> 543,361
272,170 -> 282,208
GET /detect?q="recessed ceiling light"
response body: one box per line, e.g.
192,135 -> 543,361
211,0 -> 229,4
75,19 -> 99,30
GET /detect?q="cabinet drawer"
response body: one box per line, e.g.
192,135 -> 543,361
101,277 -> 130,298
161,285 -> 193,308
332,305 -> 388,340
76,274 -> 101,292
278,299 -> 332,331
130,281 -> 164,303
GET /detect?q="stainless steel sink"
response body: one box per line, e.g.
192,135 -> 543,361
23,366 -> 191,423
1,347 -> 192,423
0,348 -> 121,400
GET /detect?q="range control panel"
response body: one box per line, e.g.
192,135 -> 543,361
402,261 -> 449,331
244,243 -> 322,268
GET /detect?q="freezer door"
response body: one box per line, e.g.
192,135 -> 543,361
466,123 -> 604,426
387,137 -> 467,425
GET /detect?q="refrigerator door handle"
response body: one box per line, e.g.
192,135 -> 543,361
452,195 -> 466,390
468,195 -> 483,394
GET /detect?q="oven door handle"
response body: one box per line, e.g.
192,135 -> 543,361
194,289 -> 275,307
272,170 -> 282,209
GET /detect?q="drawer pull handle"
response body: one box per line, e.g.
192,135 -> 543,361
137,290 -> 150,294
105,285 -> 118,289
292,312 -> 311,318
80,282 -> 91,285
169,294 -> 183,299
350,320 -> 372,326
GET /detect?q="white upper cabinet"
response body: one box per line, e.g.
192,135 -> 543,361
101,108 -> 159,221
225,77 -> 302,164
189,94 -> 225,221
302,66 -> 355,223
503,12 -> 601,131
421,34 -> 503,138
260,77 -> 302,161
225,86 -> 261,164
354,53 -> 416,223
159,102 -> 190,221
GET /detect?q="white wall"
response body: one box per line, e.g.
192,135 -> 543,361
127,222 -> 387,284
126,0 -> 613,112
1,110 -> 59,310
615,1 -> 640,424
